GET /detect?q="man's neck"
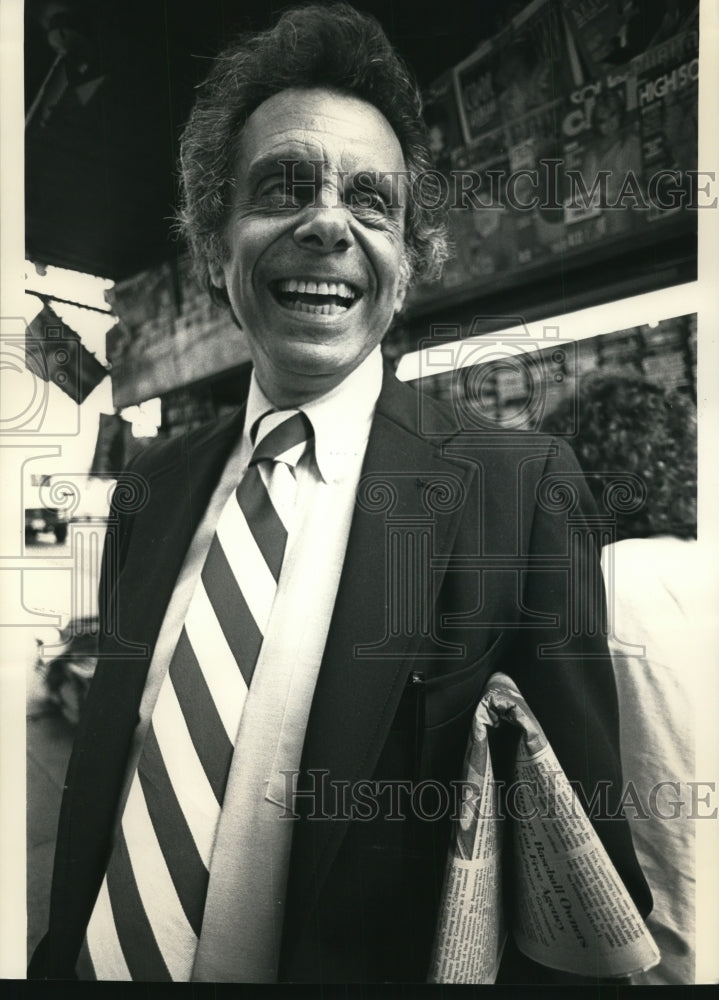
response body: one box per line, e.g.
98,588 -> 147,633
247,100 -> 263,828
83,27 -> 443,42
253,353 -> 382,409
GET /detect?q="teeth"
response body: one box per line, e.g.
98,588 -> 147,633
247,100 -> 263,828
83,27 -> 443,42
282,300 -> 349,315
276,279 -> 356,301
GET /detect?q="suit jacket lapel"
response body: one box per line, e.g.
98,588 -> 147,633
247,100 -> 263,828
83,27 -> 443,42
87,407 -> 248,814
281,372 -> 476,959
112,407 -> 247,681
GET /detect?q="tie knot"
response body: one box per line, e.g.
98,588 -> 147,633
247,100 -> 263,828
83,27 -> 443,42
250,410 -> 314,470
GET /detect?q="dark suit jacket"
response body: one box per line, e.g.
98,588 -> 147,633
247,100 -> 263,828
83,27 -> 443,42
30,368 -> 651,982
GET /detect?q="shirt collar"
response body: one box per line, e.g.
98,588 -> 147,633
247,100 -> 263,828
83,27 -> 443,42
244,346 -> 383,484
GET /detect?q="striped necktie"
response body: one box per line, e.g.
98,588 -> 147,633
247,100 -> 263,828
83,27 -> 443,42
79,410 -> 314,981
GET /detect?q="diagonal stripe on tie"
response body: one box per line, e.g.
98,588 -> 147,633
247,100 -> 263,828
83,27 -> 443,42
138,725 -> 208,937
184,580 -> 248,741
105,827 -> 172,981
84,880 -> 130,980
258,460 -> 297,531
239,410 -> 314,578
214,506 -> 278,633
149,673 -> 220,862
252,410 -> 312,462
201,534 -> 263,686
169,629 -> 235,802
235,467 -> 287,581
122,777 -> 197,979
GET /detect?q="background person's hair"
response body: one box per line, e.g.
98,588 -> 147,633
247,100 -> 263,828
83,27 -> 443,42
177,2 -> 449,306
541,372 -> 697,540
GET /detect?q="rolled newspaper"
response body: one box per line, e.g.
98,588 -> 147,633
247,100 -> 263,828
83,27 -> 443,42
429,672 -> 660,983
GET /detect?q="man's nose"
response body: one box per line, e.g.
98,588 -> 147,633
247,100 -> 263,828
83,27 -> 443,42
292,191 -> 354,254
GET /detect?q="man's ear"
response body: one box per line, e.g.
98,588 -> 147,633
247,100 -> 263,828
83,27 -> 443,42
393,256 -> 411,315
393,284 -> 408,317
209,261 -> 227,289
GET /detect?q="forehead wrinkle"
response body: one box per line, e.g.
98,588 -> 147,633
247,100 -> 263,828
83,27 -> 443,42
244,143 -> 329,183
239,98 -> 406,177
246,102 -> 396,141
244,132 -> 404,177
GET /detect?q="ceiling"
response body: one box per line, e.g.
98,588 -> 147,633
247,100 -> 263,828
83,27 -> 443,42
25,0 -> 511,282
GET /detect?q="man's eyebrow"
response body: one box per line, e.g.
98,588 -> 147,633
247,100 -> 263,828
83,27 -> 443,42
246,151 -> 326,188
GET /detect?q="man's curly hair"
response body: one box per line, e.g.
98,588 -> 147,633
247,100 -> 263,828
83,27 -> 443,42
542,372 -> 697,540
177,2 -> 449,305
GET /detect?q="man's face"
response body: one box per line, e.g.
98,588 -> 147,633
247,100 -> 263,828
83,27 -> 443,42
211,87 -> 409,405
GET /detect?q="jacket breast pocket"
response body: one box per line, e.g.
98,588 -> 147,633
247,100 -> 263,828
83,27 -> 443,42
412,631 -> 508,784
421,629 -> 508,730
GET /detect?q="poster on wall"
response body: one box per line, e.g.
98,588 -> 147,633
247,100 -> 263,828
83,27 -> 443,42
410,0 -> 699,311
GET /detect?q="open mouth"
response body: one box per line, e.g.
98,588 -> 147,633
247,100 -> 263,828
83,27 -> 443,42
271,278 -> 360,315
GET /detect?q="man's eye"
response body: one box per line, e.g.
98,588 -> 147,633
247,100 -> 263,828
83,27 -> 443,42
257,180 -> 300,207
347,188 -> 388,216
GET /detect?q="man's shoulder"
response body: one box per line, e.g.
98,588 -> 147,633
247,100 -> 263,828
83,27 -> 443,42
126,408 -> 245,479
381,370 -> 575,468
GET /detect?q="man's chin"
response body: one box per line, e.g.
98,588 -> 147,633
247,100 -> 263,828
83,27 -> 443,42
279,352 -> 358,386
254,345 -> 373,405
